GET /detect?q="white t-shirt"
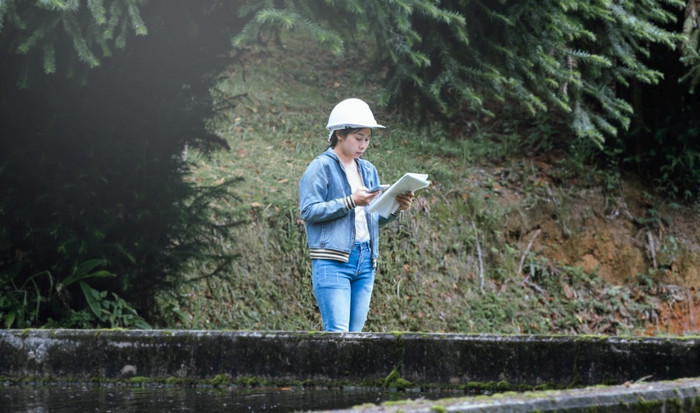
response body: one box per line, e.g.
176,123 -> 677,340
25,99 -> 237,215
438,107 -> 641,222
346,168 -> 370,242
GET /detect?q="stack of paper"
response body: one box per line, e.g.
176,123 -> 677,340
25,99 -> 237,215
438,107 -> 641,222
366,173 -> 430,218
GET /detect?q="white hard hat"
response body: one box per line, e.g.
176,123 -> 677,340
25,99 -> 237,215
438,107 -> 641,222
326,98 -> 385,140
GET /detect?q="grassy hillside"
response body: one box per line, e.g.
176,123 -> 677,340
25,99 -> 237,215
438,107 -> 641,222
156,37 -> 700,336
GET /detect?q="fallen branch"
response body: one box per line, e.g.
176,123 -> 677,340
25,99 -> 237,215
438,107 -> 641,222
689,289 -> 694,330
647,231 -> 657,270
519,229 -> 542,278
471,220 -> 485,291
522,278 -> 547,295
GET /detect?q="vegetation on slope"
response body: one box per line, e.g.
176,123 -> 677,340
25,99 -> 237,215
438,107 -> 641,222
159,37 -> 700,335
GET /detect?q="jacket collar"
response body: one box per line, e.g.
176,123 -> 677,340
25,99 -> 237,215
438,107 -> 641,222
322,147 -> 366,169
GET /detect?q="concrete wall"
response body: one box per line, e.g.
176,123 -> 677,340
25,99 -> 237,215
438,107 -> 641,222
1,330 -> 699,388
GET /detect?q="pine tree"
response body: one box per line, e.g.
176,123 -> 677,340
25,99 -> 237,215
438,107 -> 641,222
233,0 -> 685,145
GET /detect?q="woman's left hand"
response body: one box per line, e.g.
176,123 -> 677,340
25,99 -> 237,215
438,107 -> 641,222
394,191 -> 414,212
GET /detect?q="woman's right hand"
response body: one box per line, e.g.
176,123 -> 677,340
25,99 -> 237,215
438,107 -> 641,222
352,187 -> 381,206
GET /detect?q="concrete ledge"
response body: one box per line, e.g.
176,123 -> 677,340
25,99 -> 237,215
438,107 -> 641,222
1,330 -> 700,388
336,378 -> 700,412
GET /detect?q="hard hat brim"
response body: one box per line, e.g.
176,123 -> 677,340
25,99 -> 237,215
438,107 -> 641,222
326,123 -> 386,130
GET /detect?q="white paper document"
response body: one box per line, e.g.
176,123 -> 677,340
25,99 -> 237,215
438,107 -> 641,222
366,173 -> 430,218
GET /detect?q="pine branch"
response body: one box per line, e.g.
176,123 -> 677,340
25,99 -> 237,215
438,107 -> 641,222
126,2 -> 147,36
87,0 -> 107,25
42,42 -> 56,74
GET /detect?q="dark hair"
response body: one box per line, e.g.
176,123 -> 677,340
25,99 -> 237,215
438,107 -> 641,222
329,127 -> 363,148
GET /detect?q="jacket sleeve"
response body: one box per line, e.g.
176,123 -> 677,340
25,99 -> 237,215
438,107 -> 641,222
299,160 -> 354,223
378,213 -> 398,227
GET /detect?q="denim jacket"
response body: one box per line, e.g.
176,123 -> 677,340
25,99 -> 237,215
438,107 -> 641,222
299,148 -> 396,263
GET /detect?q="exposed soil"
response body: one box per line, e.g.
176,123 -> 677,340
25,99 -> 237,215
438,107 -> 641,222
498,157 -> 700,335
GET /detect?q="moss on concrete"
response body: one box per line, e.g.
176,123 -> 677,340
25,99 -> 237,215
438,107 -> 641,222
383,368 -> 413,390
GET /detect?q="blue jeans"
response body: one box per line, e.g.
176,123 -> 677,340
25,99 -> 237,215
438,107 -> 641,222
312,242 -> 375,332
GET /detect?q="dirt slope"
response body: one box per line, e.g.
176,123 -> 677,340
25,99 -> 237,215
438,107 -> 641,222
497,157 -> 700,335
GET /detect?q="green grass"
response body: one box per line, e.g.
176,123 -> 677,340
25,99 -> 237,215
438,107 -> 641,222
153,36 -> 694,335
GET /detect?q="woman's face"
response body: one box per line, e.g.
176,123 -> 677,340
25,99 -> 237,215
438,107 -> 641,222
336,128 -> 371,160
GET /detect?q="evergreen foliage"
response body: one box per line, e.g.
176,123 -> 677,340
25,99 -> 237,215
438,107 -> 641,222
0,1 -> 244,327
233,0 -> 684,146
0,0 -> 148,80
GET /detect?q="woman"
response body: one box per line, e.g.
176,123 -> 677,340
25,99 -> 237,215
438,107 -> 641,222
299,98 -> 414,332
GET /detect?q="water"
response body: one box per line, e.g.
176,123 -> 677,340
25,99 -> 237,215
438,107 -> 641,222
1,383 -> 465,412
